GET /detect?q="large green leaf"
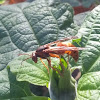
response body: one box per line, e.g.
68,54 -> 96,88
0,68 -> 32,99
0,0 -> 77,70
8,54 -> 49,86
8,53 -> 60,86
77,72 -> 100,100
76,5 -> 100,100
78,5 -> 100,73
0,0 -> 78,99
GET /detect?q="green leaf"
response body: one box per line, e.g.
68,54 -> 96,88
0,68 -> 32,99
0,0 -> 78,99
72,38 -> 81,46
0,0 -> 78,70
77,72 -> 100,100
8,53 -> 49,86
78,5 -> 100,73
21,96 -> 50,100
76,5 -> 100,100
8,53 -> 61,86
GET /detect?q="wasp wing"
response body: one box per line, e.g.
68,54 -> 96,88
44,46 -> 86,53
43,46 -> 86,62
44,36 -> 78,46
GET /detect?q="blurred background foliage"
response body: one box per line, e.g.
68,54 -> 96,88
2,0 -> 100,7
1,0 -> 100,14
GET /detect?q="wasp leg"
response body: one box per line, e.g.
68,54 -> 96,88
49,53 -> 59,58
49,53 -> 64,71
56,55 -> 65,75
67,55 -> 69,64
49,53 -> 64,72
40,58 -> 49,73
47,58 -> 63,76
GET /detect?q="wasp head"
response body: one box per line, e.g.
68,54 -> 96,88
32,53 -> 37,63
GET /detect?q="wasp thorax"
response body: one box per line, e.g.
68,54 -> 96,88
36,46 -> 49,52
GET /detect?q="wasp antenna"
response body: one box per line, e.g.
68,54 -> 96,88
21,56 -> 32,65
18,53 -> 31,56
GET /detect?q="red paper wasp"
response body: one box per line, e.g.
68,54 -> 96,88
20,36 -> 85,73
